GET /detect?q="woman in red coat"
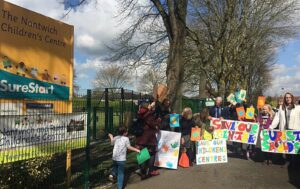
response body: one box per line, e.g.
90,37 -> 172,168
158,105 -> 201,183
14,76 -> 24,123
136,102 -> 161,178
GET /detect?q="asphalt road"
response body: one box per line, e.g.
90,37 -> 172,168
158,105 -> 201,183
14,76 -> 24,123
124,156 -> 300,189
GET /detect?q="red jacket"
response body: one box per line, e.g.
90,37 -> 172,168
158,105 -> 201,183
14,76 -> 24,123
135,107 -> 160,146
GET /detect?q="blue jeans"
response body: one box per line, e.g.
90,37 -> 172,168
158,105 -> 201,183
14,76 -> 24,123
112,161 -> 126,189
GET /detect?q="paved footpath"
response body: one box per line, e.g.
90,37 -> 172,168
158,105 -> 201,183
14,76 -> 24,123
124,156 -> 300,189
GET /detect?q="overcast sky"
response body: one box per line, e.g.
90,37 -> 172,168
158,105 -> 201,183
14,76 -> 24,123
5,0 -> 300,96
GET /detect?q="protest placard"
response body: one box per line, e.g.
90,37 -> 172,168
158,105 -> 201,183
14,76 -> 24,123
196,139 -> 228,165
211,118 -> 259,145
153,84 -> 168,103
237,90 -> 247,102
261,130 -> 300,154
236,106 -> 246,120
227,93 -> 237,105
191,127 -> 201,141
257,96 -> 266,109
246,107 -> 255,120
154,131 -> 181,169
170,114 -> 180,128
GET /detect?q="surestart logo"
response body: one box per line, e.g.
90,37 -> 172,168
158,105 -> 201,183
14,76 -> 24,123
0,80 -> 54,94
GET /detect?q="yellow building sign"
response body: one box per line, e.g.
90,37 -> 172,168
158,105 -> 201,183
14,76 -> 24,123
0,0 -> 74,113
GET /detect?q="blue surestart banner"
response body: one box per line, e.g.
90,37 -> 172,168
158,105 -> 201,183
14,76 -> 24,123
0,70 -> 69,100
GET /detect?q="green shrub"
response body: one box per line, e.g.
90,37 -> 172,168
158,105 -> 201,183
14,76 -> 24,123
0,156 -> 53,188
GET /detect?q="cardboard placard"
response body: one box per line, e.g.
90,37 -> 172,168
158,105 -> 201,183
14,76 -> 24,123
154,131 -> 181,169
257,96 -> 266,109
191,127 -> 201,141
236,107 -> 246,120
261,130 -> 300,154
196,139 -> 228,165
170,114 -> 180,128
210,118 -> 259,145
245,107 -> 255,120
227,93 -> 237,105
153,83 -> 169,103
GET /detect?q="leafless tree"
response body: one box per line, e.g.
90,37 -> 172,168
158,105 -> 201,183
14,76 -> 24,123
137,69 -> 166,94
93,64 -> 132,89
184,0 -> 298,102
109,0 -> 188,112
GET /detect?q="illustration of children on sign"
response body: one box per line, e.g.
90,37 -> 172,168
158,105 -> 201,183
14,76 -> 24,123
16,62 -> 27,77
30,67 -> 38,78
53,74 -> 60,84
42,69 -> 50,81
61,74 -> 67,85
2,56 -> 13,69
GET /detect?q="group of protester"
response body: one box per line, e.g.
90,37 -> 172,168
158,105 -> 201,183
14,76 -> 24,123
108,92 -> 300,189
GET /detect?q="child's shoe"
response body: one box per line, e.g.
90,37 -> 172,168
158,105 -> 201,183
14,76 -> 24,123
150,170 -> 160,176
108,175 -> 115,182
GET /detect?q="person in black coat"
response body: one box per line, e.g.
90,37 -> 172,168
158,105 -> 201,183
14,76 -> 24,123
179,107 -> 196,166
159,99 -> 171,131
208,97 -> 230,120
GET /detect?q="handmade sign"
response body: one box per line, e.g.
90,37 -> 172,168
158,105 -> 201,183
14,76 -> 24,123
191,127 -> 201,141
245,107 -> 255,120
137,148 -> 150,165
210,118 -> 259,145
257,96 -> 266,109
153,83 -> 169,103
227,90 -> 247,105
236,106 -> 246,120
203,130 -> 213,140
155,131 -> 181,169
196,139 -> 228,165
260,130 -> 300,154
237,90 -> 247,102
227,93 -> 237,105
170,114 -> 180,128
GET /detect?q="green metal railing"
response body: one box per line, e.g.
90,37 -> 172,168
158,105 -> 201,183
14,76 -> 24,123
0,87 -> 211,188
0,88 -> 146,188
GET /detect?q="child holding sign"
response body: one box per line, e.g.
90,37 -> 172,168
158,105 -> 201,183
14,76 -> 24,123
258,104 -> 275,165
240,104 -> 257,159
180,107 -> 196,166
108,127 -> 140,189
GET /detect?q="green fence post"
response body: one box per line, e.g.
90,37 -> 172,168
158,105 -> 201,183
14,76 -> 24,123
109,107 -> 114,134
120,88 -> 124,126
84,89 -> 91,189
105,88 -> 109,132
131,90 -> 134,114
93,107 -> 97,140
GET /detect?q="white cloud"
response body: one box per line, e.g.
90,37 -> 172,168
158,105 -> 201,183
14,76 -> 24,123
265,60 -> 300,96
7,0 -> 65,18
76,57 -> 105,72
77,34 -> 96,49
7,0 -> 126,57
5,0 -> 164,90
6,0 -> 134,88
77,73 -> 88,79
